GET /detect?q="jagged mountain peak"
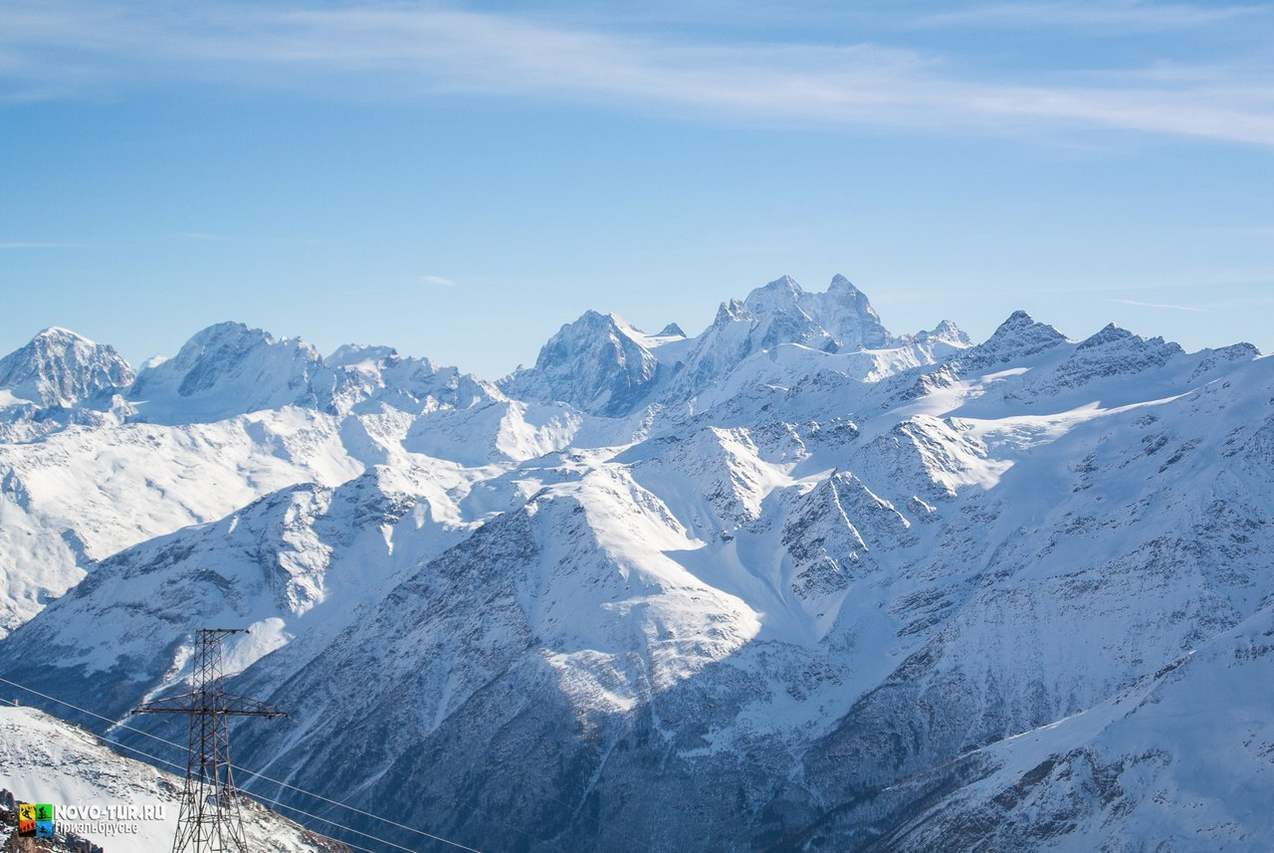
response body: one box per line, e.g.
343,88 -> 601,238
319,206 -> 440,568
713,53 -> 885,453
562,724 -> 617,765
325,342 -> 402,368
745,273 -> 804,305
657,322 -> 687,337
0,325 -> 134,408
714,297 -> 750,326
185,319 -> 300,350
824,272 -> 878,307
1077,321 -> 1132,348
33,325 -> 89,342
128,320 -> 323,423
535,309 -> 638,350
907,319 -> 972,352
498,308 -> 661,417
726,273 -> 894,354
155,321 -> 320,372
1074,321 -> 1181,355
960,308 -> 1068,369
1038,321 -> 1186,392
929,318 -> 967,339
1002,308 -> 1036,325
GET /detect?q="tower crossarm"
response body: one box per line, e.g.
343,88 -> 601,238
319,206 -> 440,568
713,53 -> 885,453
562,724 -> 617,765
125,626 -> 286,853
133,693 -> 286,719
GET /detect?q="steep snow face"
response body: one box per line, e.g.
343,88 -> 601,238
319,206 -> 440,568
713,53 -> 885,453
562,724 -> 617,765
959,309 -> 1068,371
0,327 -> 133,408
129,322 -> 325,423
213,467 -> 765,848
0,707 -> 346,852
781,471 -> 914,634
0,407 -> 363,636
804,274 -> 894,351
0,465 -> 469,721
500,275 -> 960,419
403,396 -> 589,464
1033,322 -> 1184,393
679,275 -> 885,387
620,425 -> 788,534
739,275 -> 838,352
323,343 -> 495,416
851,415 -> 1003,502
500,311 -> 662,416
669,274 -> 961,411
826,606 -> 1274,852
726,274 -> 894,355
134,329 -> 499,422
906,319 -> 973,358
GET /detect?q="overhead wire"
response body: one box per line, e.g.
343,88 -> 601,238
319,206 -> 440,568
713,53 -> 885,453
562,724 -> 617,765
0,675 -> 481,852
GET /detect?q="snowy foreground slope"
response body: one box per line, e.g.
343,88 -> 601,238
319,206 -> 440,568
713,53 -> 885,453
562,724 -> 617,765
0,706 -> 347,851
0,274 -> 1272,851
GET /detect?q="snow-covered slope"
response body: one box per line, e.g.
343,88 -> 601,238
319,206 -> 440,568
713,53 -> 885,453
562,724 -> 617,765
0,273 -> 1270,852
0,323 -> 518,637
323,343 -> 494,416
0,407 -> 363,635
803,605 -> 1274,852
0,465 -> 472,722
0,706 -> 346,852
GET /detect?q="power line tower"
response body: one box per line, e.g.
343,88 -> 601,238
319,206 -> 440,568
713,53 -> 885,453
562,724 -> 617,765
134,628 -> 286,853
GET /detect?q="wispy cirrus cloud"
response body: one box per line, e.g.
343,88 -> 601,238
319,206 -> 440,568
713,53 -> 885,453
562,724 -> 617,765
420,275 -> 457,288
915,1 -> 1265,30
1106,297 -> 1210,313
1,2 -> 1273,146
0,240 -> 83,249
173,231 -> 229,242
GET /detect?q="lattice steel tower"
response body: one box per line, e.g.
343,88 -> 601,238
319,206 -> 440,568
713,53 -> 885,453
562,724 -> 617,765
134,628 -> 286,853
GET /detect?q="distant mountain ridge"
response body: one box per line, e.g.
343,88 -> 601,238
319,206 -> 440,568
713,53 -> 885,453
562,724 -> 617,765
501,274 -> 967,416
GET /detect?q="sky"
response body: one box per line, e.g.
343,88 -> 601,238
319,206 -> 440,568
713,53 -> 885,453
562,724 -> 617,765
1,0 -> 1273,379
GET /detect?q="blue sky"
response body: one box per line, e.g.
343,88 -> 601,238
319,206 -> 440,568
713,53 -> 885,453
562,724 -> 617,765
2,0 -> 1273,378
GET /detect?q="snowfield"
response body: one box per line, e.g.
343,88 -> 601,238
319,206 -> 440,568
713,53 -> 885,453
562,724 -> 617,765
0,273 -> 1271,851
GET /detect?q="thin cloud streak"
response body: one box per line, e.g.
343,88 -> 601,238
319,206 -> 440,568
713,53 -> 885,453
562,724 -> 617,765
0,241 -> 82,249
916,1 -> 1265,30
1107,297 -> 1210,313
174,231 -> 230,241
1,2 -> 1274,145
420,275 -> 457,288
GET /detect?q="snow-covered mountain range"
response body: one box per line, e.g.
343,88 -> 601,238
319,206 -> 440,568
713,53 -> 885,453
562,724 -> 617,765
0,273 -> 1271,851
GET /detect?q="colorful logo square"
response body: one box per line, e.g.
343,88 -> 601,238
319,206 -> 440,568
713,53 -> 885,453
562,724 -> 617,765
16,802 -> 35,837
16,802 -> 54,838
